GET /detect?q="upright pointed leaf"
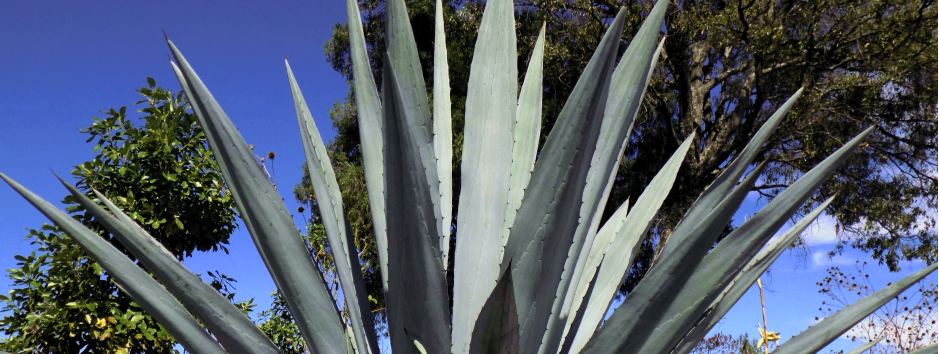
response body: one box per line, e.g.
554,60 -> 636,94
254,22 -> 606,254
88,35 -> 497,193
0,173 -> 227,354
502,22 -> 545,253
385,0 -> 443,243
499,8 -> 627,353
167,42 -> 346,353
60,179 -> 280,354
287,60 -> 380,354
345,0 -> 389,292
383,57 -> 451,354
673,198 -> 835,354
659,88 -> 804,259
637,129 -> 875,354
584,128 -> 874,353
565,134 -> 694,353
451,0 -> 518,350
540,2 -> 667,351
562,197 -> 628,349
772,264 -> 937,354
557,33 -> 667,353
470,267 -> 520,354
433,0 -> 453,270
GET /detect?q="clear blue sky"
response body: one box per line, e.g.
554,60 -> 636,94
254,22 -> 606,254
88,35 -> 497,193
0,1 -> 931,353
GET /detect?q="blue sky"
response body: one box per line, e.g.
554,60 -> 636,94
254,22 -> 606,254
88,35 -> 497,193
0,1 -> 932,353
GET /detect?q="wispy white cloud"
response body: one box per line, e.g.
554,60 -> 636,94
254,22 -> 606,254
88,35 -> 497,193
803,215 -> 839,247
811,250 -> 854,267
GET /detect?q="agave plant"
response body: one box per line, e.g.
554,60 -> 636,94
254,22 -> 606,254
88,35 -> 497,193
2,0 -> 935,353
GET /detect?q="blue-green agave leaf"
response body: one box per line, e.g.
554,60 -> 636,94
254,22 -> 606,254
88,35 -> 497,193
558,33 -> 667,353
59,178 -> 280,354
659,88 -> 804,260
582,159 -> 767,353
500,8 -> 627,354
565,133 -> 694,353
433,0 -> 453,271
470,267 -> 520,354
638,129 -> 874,354
345,0 -> 389,292
347,327 -> 358,354
452,0 -> 519,348
843,336 -> 884,354
502,21 -> 545,257
560,197 -> 627,352
584,127 -> 874,353
167,42 -> 346,353
385,0 -> 443,243
286,60 -> 380,354
382,56 -> 451,354
672,197 -> 835,354
0,173 -> 227,354
772,263 -> 937,354
541,2 -> 667,351
907,344 -> 938,354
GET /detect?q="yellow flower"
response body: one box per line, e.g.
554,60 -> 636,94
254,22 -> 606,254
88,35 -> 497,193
757,324 -> 780,349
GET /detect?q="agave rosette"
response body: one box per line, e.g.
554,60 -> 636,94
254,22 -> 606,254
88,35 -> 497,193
3,0 -> 935,353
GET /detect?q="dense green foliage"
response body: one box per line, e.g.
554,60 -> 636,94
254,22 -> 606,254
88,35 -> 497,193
71,79 -> 237,258
256,291 -> 308,354
0,226 -> 178,353
305,0 -> 938,305
0,80 -> 239,353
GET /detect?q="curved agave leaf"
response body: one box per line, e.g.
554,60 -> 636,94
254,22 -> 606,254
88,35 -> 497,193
843,336 -> 883,354
772,263 -> 937,354
500,8 -> 627,353
59,179 -> 280,354
451,0 -> 519,348
558,33 -> 667,353
383,56 -> 451,354
907,344 -> 938,354
564,133 -> 694,353
345,0 -> 389,292
672,197 -> 835,354
659,88 -> 804,260
167,42 -> 346,353
584,127 -> 874,353
433,0 -> 453,271
637,129 -> 874,354
287,60 -> 380,354
0,173 -> 227,354
470,267 -> 520,354
581,159 -> 767,353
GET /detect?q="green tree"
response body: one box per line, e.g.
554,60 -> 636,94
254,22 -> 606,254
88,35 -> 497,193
256,290 -> 308,354
301,0 -> 936,307
0,79 -> 239,353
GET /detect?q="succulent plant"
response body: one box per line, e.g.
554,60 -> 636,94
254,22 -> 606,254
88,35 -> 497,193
2,0 -> 935,353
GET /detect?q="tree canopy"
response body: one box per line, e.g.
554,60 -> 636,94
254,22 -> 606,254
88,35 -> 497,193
297,0 -> 936,314
0,80 -> 239,353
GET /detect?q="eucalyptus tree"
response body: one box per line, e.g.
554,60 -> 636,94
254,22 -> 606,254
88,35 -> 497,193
313,0 -> 937,301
